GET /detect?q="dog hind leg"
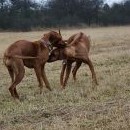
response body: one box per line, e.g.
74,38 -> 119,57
83,57 -> 98,86
72,61 -> 82,81
7,66 -> 14,83
9,59 -> 25,99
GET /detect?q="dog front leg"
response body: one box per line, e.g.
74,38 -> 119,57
60,60 -> 67,87
41,65 -> 52,91
34,65 -> 44,94
62,61 -> 73,89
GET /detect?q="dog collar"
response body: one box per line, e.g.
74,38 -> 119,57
40,39 -> 52,51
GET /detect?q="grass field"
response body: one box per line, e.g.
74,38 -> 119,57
0,26 -> 130,130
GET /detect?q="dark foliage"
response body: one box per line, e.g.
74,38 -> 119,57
0,0 -> 130,31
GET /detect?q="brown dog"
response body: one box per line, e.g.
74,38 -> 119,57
48,32 -> 98,89
3,31 -> 65,99
61,33 -> 83,82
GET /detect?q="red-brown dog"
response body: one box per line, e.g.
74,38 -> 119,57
3,31 -> 65,99
48,32 -> 98,89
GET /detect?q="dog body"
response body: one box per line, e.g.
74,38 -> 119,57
48,32 -> 98,88
3,31 -> 64,99
4,40 -> 49,68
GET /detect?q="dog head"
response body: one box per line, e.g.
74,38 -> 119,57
42,30 -> 66,48
47,48 -> 65,62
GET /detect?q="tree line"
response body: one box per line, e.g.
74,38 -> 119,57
0,0 -> 130,31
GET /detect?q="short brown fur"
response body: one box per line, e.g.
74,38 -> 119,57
48,32 -> 98,89
3,31 -> 64,99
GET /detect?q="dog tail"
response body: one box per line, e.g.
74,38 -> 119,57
75,32 -> 83,44
13,55 -> 38,59
3,54 -> 38,68
4,55 -> 38,60
67,32 -> 83,46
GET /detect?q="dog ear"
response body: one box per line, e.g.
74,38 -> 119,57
59,29 -> 61,36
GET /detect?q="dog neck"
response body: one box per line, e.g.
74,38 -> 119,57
58,48 -> 66,60
40,38 -> 52,51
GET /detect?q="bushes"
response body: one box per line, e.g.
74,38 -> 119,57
0,0 -> 130,31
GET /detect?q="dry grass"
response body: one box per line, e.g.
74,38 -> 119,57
0,26 -> 130,130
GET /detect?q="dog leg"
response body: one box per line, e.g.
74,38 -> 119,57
34,65 -> 44,94
84,57 -> 98,86
72,61 -> 82,81
41,65 -> 52,91
62,61 -> 73,89
7,66 -> 14,83
60,61 -> 67,87
9,59 -> 25,99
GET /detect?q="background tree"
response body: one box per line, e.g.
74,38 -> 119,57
0,0 -> 10,29
0,0 -> 130,31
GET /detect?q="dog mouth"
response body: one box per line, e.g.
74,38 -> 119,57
47,57 -> 56,62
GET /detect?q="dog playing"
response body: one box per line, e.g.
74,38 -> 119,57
48,32 -> 98,89
3,31 -> 65,99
